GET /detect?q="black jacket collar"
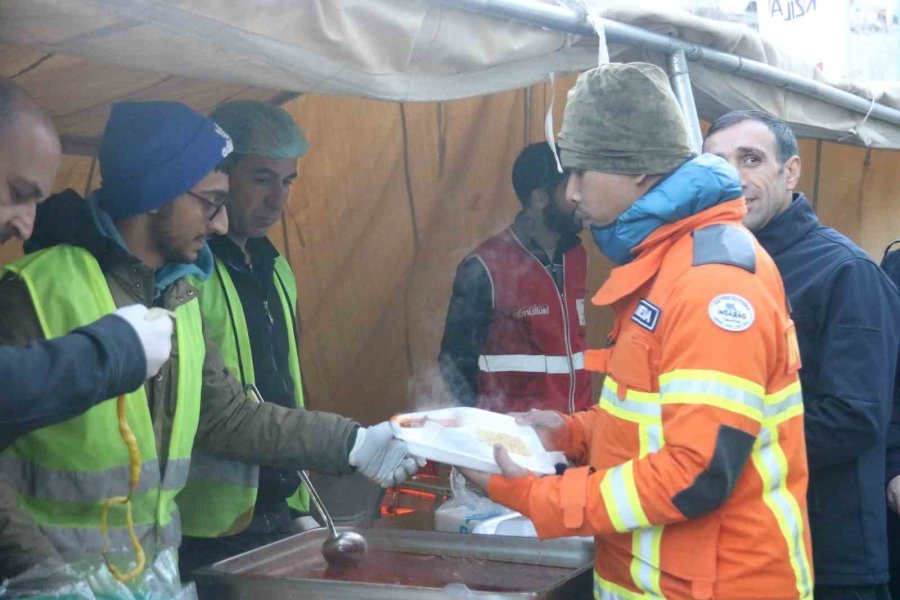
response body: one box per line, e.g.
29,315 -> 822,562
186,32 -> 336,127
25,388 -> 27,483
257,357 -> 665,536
208,235 -> 280,271
752,192 -> 819,256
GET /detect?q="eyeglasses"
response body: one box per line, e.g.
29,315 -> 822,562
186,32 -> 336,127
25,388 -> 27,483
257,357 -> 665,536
185,190 -> 228,221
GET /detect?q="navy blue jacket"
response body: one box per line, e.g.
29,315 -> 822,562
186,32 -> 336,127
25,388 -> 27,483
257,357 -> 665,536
0,314 -> 145,447
755,193 -> 900,585
879,244 -> 900,485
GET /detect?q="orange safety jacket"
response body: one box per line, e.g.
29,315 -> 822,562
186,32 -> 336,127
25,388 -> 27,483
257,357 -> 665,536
489,200 -> 813,600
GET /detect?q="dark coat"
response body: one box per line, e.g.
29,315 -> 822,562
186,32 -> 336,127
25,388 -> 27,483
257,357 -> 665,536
0,314 -> 144,447
755,193 -> 900,586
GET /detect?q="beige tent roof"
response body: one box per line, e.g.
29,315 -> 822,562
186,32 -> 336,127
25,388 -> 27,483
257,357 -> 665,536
2,0 -> 900,151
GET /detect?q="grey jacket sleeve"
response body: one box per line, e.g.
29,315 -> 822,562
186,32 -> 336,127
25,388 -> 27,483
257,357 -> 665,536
194,321 -> 359,475
0,276 -> 146,446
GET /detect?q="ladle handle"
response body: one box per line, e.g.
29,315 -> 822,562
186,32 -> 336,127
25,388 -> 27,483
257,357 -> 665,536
244,385 -> 341,538
298,469 -> 339,537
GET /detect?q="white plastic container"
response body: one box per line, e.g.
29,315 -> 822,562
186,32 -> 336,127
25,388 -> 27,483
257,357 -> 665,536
390,407 -> 565,475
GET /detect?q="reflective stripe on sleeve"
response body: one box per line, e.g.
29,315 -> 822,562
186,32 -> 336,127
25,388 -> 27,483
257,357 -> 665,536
600,461 -> 650,533
763,381 -> 804,425
599,380 -> 661,424
659,369 -> 765,422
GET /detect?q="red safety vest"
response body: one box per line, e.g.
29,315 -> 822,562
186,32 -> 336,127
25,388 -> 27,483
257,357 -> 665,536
472,228 -> 591,414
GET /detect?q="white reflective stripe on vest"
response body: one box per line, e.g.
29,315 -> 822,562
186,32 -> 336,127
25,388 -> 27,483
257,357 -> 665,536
478,351 -> 585,374
186,448 -> 259,487
47,509 -> 182,558
0,454 -> 162,502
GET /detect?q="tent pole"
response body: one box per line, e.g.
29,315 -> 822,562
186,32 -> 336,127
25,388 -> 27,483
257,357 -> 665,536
668,50 -> 703,154
441,0 -> 900,128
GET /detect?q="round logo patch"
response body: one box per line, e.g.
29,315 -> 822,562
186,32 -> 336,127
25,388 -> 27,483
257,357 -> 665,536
708,294 -> 755,332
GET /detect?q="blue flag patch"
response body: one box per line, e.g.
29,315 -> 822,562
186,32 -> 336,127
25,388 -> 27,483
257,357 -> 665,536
631,299 -> 661,332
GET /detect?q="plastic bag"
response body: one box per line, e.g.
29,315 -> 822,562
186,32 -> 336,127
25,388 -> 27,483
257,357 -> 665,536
0,559 -> 94,600
1,550 -> 197,600
434,468 -> 515,533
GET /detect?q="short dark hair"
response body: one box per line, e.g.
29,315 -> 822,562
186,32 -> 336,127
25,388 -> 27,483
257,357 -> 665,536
511,142 -> 567,207
216,151 -> 244,174
706,110 -> 798,165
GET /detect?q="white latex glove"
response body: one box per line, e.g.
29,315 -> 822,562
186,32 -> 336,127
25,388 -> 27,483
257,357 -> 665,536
348,422 -> 423,487
888,474 -> 900,514
111,305 -> 174,380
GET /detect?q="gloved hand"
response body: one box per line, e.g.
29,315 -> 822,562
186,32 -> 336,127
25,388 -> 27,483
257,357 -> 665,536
111,305 -> 174,380
348,422 -> 423,487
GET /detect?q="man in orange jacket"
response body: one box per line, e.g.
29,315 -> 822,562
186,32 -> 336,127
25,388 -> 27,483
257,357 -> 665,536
461,62 -> 813,600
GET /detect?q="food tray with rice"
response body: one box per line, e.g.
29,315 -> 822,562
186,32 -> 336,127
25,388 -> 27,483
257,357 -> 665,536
390,407 -> 566,475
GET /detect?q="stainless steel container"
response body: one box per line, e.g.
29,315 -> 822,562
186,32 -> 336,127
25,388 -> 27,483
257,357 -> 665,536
194,527 -> 594,599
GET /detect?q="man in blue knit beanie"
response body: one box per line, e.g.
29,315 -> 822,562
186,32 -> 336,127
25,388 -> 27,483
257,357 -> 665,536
0,100 -> 419,587
94,101 -> 234,273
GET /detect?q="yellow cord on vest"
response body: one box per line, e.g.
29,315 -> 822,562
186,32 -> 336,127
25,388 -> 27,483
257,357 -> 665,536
100,395 -> 146,583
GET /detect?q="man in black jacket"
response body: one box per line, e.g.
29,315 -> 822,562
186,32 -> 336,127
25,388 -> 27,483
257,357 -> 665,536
0,77 -> 173,446
705,110 -> 900,600
877,243 -> 900,599
177,100 -> 326,570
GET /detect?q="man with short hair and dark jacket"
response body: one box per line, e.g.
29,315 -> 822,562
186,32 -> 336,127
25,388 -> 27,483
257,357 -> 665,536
877,242 -> 900,599
705,110 -> 900,600
176,101 -> 330,573
438,142 -> 591,414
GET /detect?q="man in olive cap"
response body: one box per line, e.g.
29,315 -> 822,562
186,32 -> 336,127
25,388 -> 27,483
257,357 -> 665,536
461,63 -> 813,599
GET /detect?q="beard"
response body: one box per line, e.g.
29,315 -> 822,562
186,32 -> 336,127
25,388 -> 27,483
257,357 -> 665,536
151,206 -> 201,265
543,199 -> 583,238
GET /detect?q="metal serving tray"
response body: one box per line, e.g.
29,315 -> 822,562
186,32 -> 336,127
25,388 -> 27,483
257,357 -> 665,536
194,527 -> 594,599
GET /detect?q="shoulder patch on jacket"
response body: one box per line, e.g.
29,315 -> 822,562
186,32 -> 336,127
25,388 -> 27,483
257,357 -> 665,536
692,224 -> 756,273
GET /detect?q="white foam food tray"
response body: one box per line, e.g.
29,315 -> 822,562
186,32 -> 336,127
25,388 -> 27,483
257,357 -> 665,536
390,407 -> 565,475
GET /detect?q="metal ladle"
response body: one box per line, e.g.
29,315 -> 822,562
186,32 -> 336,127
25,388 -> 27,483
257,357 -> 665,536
244,385 -> 368,566
298,470 -> 368,566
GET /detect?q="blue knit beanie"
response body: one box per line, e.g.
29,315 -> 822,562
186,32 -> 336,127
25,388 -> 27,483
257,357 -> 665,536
98,101 -> 234,220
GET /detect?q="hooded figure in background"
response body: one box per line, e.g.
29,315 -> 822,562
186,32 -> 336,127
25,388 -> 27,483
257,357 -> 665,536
460,62 -> 813,600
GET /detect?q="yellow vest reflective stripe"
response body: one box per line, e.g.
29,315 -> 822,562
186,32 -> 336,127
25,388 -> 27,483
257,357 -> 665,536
179,254 -> 308,538
0,245 -> 204,561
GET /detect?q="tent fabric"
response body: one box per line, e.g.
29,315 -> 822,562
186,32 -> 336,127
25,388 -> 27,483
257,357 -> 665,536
2,1 -> 900,148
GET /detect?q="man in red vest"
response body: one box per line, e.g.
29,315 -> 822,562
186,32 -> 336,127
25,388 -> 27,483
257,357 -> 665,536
438,142 -> 591,414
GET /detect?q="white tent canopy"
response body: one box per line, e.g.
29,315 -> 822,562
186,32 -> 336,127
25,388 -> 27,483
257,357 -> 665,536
2,0 -> 900,150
